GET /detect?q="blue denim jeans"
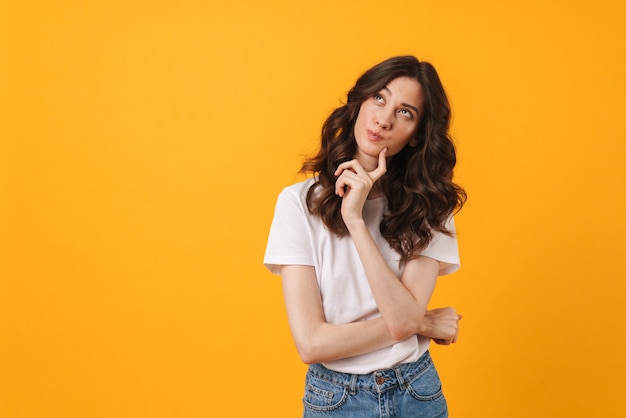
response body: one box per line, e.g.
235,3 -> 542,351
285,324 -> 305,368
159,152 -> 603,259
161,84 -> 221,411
302,351 -> 447,417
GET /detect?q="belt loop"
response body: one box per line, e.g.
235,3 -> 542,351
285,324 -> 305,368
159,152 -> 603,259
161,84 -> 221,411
349,374 -> 358,395
394,365 -> 407,390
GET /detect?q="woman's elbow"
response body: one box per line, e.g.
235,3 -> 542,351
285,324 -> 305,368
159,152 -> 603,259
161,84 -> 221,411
298,352 -> 318,365
295,342 -> 323,364
388,327 -> 413,342
292,332 -> 326,364
388,318 -> 422,341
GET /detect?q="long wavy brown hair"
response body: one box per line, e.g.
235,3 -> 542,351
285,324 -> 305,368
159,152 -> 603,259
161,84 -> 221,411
301,55 -> 466,260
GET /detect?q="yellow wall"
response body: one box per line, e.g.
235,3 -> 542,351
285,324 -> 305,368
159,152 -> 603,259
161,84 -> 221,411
2,1 -> 625,416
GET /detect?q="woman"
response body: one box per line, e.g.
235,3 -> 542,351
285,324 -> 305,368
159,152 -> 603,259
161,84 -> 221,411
264,55 -> 466,417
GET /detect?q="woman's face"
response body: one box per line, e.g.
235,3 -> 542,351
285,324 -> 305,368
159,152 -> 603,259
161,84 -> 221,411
353,76 -> 424,169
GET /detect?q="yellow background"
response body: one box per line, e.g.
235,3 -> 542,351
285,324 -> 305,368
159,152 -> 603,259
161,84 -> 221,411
2,1 -> 625,417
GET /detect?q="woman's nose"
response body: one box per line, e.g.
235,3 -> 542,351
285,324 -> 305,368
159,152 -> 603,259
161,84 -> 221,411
376,110 -> 393,130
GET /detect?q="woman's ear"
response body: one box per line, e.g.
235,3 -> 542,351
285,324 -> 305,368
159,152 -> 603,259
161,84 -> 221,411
409,137 -> 418,147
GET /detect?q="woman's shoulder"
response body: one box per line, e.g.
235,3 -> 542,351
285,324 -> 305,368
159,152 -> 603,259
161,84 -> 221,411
279,177 -> 316,199
272,177 -> 318,219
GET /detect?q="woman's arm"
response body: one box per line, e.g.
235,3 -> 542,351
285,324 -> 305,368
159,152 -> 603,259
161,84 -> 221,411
281,264 -> 398,364
334,150 -> 459,342
281,264 -> 460,364
348,227 -> 455,341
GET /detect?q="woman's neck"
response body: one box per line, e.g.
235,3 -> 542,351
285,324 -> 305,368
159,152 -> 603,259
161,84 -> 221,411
368,183 -> 385,200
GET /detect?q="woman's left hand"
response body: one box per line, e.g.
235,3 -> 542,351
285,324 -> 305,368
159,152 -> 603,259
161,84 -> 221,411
334,148 -> 387,227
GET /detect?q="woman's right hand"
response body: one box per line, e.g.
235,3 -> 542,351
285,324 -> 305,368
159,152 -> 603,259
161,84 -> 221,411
419,307 -> 462,345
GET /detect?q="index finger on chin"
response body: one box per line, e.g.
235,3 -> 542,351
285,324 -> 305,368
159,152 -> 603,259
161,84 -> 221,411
370,147 -> 387,180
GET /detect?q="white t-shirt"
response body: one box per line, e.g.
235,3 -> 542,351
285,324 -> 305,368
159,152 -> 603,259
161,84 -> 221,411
264,177 -> 460,374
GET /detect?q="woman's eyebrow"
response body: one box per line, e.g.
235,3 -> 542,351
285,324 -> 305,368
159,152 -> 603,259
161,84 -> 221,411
382,86 -> 420,115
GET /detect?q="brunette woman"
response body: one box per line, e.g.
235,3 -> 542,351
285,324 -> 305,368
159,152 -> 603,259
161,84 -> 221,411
264,55 -> 466,417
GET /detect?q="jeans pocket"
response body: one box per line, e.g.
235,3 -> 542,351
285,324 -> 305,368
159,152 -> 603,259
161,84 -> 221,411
405,362 -> 444,402
303,374 -> 348,412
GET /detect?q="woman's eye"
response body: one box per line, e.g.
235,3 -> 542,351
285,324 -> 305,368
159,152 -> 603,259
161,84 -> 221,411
399,109 -> 412,118
374,94 -> 384,103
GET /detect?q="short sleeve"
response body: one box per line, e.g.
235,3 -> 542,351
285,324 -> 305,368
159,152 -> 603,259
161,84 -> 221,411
419,216 -> 461,276
263,186 -> 315,275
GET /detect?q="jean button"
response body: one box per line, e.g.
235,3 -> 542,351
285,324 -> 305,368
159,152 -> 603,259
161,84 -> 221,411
375,375 -> 386,385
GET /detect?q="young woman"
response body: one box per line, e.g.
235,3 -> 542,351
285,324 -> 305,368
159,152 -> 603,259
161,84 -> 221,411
264,55 -> 466,417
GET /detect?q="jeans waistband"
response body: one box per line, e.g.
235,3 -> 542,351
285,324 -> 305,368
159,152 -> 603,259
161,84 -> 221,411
307,351 -> 433,394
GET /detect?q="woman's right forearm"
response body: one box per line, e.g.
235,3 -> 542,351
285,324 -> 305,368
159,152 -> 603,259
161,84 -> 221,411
281,265 -> 457,365
282,265 -> 401,364
297,307 -> 461,364
296,317 -> 399,364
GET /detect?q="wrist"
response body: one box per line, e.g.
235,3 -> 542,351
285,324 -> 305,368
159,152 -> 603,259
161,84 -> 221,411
343,216 -> 366,232
416,312 -> 433,337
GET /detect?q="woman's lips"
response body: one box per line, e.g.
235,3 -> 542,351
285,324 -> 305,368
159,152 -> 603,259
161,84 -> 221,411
367,129 -> 384,141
